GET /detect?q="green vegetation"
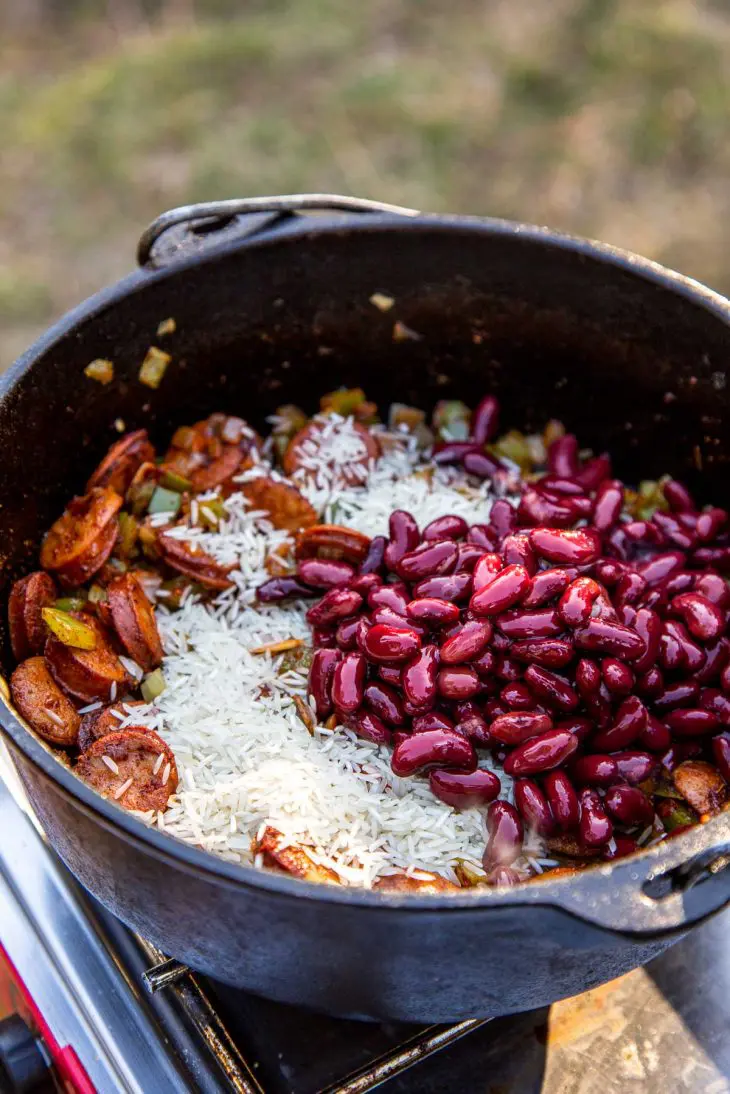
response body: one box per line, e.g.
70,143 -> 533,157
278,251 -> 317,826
1,0 -> 729,368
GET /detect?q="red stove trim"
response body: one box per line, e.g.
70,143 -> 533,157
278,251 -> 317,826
0,942 -> 96,1094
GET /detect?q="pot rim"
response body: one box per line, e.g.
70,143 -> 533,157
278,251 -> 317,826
2,210 -> 729,920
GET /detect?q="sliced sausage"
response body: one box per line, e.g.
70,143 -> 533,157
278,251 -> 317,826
158,534 -> 235,590
40,487 -> 121,587
283,419 -> 380,486
295,523 -> 371,564
107,573 -> 163,671
164,415 -> 261,484
241,475 -> 318,533
75,727 -> 177,812
45,619 -> 131,702
673,760 -> 727,818
86,430 -> 156,495
255,826 -> 340,884
77,700 -> 145,752
373,872 -> 461,893
8,571 -> 57,660
10,656 -> 80,746
189,445 -> 243,492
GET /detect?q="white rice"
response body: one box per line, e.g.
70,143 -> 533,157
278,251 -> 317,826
127,426 -> 524,886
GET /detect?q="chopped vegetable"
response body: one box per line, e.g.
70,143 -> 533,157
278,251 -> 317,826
55,596 -> 87,613
139,346 -> 171,390
84,359 -> 114,385
114,418 -> 126,433
656,799 -> 697,833
198,497 -> 227,529
369,292 -> 394,311
320,388 -> 378,423
117,512 -> 139,558
392,320 -> 422,342
492,429 -> 534,471
432,400 -> 471,442
41,608 -> 97,650
160,469 -> 192,492
87,584 -> 108,605
542,419 -> 565,448
271,404 -> 309,461
249,637 -> 305,656
156,317 -> 177,337
148,486 -> 182,517
453,860 -> 486,888
140,668 -> 166,702
293,694 -> 315,736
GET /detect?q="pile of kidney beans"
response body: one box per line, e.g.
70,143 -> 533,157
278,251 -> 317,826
260,395 -> 730,884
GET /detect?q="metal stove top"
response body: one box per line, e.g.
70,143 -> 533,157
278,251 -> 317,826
1,749 -> 729,1094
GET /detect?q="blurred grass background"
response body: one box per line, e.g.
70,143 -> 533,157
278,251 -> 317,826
1,0 -> 729,368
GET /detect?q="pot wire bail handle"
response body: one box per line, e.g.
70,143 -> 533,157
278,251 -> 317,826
137,193 -> 420,267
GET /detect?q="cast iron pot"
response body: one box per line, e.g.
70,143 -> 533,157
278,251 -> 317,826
1,195 -> 729,1023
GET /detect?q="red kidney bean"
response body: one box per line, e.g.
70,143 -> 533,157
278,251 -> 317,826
308,648 -> 341,717
592,479 -> 624,532
407,598 -> 461,627
457,542 -> 489,571
391,729 -> 477,777
501,534 -> 538,575
500,682 -> 536,710
601,658 -> 634,695
624,519 -> 665,546
393,731 -> 410,749
546,434 -> 579,478
571,754 -> 619,788
591,695 -> 648,751
670,592 -> 725,642
296,558 -> 354,588
575,658 -> 601,698
653,511 -> 696,550
469,394 -> 500,445
573,618 -> 646,661
594,559 -> 625,586
538,476 -> 586,497
514,779 -> 555,836
635,666 -> 664,698
659,570 -> 696,599
384,510 -> 420,569
472,553 -> 504,592
331,652 -> 366,714
503,728 -> 579,775
579,789 -> 613,847
484,699 -> 509,721
437,665 -> 481,700
489,633 -> 509,654
723,661 -> 730,694
616,604 -> 637,627
700,688 -> 730,725
654,680 -> 700,711
432,440 -> 482,465
402,644 -> 440,709
582,691 -> 612,730
363,623 -> 421,663
554,716 -> 592,743
464,450 -> 504,479
530,527 -> 601,566
663,478 -> 695,512
522,569 -> 572,608
519,489 -> 578,528
412,711 -> 455,734
368,583 -> 409,615
509,638 -> 573,669
414,571 -> 473,601
312,627 -> 337,648
664,708 -> 720,736
712,734 -> 730,782
694,572 -> 730,610
696,507 -> 727,541
661,620 -> 705,673
350,572 -> 383,596
660,742 -> 703,772
306,588 -> 363,626
471,648 -> 496,678
557,577 -> 603,627
543,770 -> 581,830
603,836 -> 639,861
397,540 -> 459,582
632,608 -> 662,673
484,801 -> 524,867
335,616 -> 362,650
429,767 -> 501,808
377,664 -> 401,688
440,620 -> 493,665
364,681 -> 406,727
606,526 -> 630,561
496,607 -> 564,640
615,571 -> 647,608
494,656 -> 522,682
422,514 -> 469,542
574,454 -> 611,490
371,606 -> 426,636
524,665 -> 578,712
457,712 -> 493,745
638,550 -> 686,586
489,498 -> 518,540
470,564 -> 530,616
692,546 -> 730,570
489,711 -> 553,745
611,750 -> 657,784
638,714 -> 672,751
351,709 -> 392,745
357,535 -> 387,576
257,576 -> 318,602
468,524 -> 498,550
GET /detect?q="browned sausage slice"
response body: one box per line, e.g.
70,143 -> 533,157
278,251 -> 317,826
189,445 -> 243,492
40,487 -> 122,587
241,476 -> 318,534
158,534 -> 235,590
283,419 -> 380,485
86,430 -> 156,495
10,656 -> 80,746
8,572 -> 57,660
77,700 -> 145,752
373,872 -> 461,893
673,760 -> 727,818
107,573 -> 163,671
295,524 -> 371,564
75,727 -> 178,811
45,620 -> 131,702
255,827 -> 340,884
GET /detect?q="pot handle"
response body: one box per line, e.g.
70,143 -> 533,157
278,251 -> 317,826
136,193 -> 420,267
541,820 -> 730,938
